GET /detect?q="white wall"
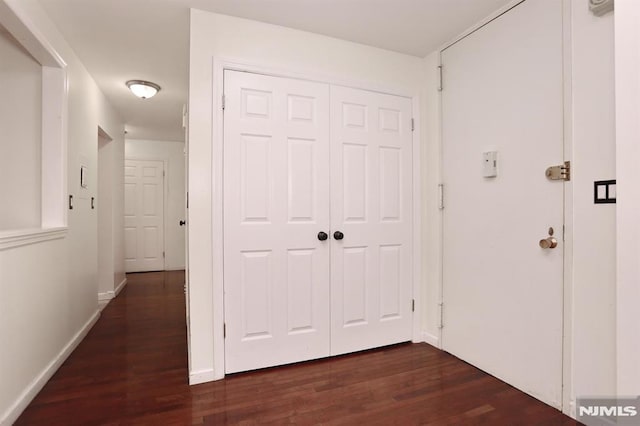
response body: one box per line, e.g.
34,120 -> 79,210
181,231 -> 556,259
189,9 -> 426,383
0,0 -> 125,423
614,0 -> 640,397
0,25 -> 42,230
125,139 -> 186,270
569,0 -> 616,403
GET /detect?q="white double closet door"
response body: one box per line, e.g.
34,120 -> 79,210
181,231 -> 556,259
223,70 -> 413,374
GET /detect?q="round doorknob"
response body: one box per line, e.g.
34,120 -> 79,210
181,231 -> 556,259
333,231 -> 344,240
317,231 -> 328,241
539,237 -> 557,249
179,220 -> 186,226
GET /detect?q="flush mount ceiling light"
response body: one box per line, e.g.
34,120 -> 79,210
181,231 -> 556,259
126,80 -> 161,99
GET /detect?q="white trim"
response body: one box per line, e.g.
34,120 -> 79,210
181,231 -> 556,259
114,277 -> 127,296
560,0 -> 574,417
0,0 -> 66,68
213,56 -> 416,99
209,57 -> 423,381
422,331 -> 440,348
439,0 -> 526,52
98,291 -> 114,301
189,369 -> 217,385
0,227 -> 67,251
411,95 -> 423,344
0,310 -> 100,426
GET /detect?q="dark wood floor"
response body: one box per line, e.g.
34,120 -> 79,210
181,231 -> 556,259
17,271 -> 579,425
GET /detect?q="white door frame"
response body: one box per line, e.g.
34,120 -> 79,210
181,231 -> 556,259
210,57 -> 423,379
436,0 -> 574,416
124,157 -> 168,272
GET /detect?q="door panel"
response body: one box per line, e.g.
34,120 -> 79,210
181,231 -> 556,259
124,159 -> 164,272
224,70 -> 331,373
330,86 -> 413,355
442,0 -> 564,407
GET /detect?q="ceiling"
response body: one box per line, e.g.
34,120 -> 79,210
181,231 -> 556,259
37,0 -> 512,142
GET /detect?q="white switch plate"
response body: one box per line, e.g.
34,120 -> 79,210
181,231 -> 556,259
483,151 -> 498,178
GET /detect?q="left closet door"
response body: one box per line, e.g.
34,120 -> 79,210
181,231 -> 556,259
223,70 -> 331,373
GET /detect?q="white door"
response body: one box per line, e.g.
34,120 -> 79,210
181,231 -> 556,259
124,159 -> 165,272
330,86 -> 414,355
223,70 -> 331,373
442,0 -> 564,407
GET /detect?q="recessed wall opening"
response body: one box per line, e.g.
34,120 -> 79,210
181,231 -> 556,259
0,1 -> 68,242
0,23 -> 42,231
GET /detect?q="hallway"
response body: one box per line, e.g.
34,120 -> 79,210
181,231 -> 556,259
17,272 -> 578,424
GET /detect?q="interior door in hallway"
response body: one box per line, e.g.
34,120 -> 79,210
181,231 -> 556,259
330,86 -> 414,356
223,70 -> 331,373
441,0 -> 564,407
124,159 -> 165,272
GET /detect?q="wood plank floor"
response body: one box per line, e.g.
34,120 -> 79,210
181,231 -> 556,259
17,271 -> 579,425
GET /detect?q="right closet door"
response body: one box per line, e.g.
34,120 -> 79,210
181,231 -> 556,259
330,86 -> 414,356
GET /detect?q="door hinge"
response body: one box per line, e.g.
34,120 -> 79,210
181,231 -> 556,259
439,302 -> 444,329
186,192 -> 189,209
182,104 -> 188,129
222,94 -> 226,110
438,65 -> 443,92
411,118 -> 415,132
563,225 -> 566,242
163,251 -> 165,258
412,299 -> 415,312
223,323 -> 226,338
438,184 -> 445,210
163,170 -> 165,178
545,161 -> 571,181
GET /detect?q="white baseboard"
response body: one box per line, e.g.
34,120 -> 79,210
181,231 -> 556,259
98,291 -> 114,301
97,278 -> 127,309
0,310 -> 100,426
189,369 -> 218,385
567,399 -> 577,419
114,277 -> 127,296
422,331 -> 441,348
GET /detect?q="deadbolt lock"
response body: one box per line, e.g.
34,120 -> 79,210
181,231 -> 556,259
545,161 -> 571,181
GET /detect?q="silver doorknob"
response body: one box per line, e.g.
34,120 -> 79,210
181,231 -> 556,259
539,237 -> 558,249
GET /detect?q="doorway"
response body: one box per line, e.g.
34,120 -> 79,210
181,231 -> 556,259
441,0 -> 565,407
222,70 -> 415,373
124,159 -> 166,272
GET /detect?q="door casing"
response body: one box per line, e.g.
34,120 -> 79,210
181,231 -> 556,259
208,58 -> 424,379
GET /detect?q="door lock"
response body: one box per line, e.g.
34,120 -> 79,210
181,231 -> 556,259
539,227 -> 557,249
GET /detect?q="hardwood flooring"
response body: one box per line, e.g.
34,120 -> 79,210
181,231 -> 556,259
17,271 -> 579,425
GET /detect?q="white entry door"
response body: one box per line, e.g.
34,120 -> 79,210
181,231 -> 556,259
124,159 -> 165,272
442,0 -> 564,407
223,70 -> 331,373
330,86 -> 414,355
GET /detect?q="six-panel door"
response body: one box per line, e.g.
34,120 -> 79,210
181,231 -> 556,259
223,70 -> 414,373
330,86 -> 413,355
124,159 -> 165,272
223,71 -> 332,373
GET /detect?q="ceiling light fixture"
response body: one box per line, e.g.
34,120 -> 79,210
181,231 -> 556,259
126,80 -> 161,99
